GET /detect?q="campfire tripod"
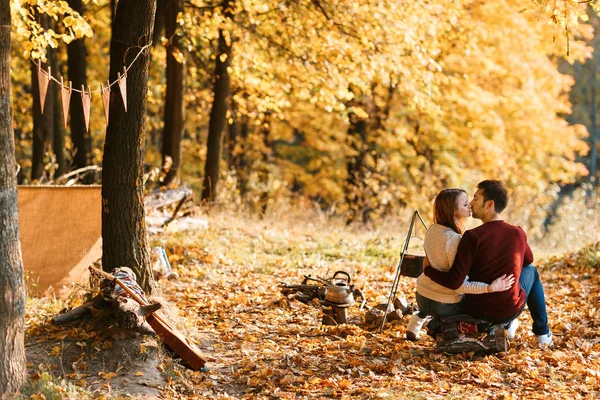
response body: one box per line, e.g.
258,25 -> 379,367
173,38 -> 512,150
379,210 -> 428,333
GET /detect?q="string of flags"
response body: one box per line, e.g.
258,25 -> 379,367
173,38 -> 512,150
35,43 -> 151,132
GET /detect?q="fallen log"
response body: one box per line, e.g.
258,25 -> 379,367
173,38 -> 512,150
52,294 -> 107,325
52,302 -> 92,325
52,292 -> 160,337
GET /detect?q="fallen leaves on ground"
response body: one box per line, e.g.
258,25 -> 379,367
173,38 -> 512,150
153,215 -> 600,399
24,213 -> 600,399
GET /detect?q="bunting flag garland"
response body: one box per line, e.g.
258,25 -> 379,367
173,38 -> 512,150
101,82 -> 110,124
37,64 -> 51,114
118,67 -> 128,112
81,85 -> 92,133
28,41 -> 151,133
59,77 -> 72,128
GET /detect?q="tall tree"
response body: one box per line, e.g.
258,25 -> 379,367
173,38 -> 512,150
0,0 -> 27,395
257,111 -> 272,215
591,77 -> 599,183
344,96 -> 369,224
67,0 -> 91,178
30,50 -> 55,181
161,0 -> 185,186
561,6 -> 600,185
102,0 -> 157,292
52,46 -> 66,178
153,0 -> 167,47
201,0 -> 234,202
227,97 -> 250,196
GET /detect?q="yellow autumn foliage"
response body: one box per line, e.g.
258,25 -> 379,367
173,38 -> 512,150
8,0 -> 598,230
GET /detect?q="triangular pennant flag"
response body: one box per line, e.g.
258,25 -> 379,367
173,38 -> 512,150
37,64 -> 51,114
60,78 -> 72,128
118,67 -> 127,112
101,82 -> 110,124
81,85 -> 92,133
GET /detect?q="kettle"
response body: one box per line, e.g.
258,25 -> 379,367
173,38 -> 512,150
322,271 -> 355,306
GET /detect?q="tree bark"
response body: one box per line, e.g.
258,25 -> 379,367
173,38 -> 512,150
0,0 -> 27,395
52,46 -> 66,177
344,101 -> 368,224
153,0 -> 167,48
229,112 -> 249,197
225,96 -> 239,168
201,0 -> 234,202
590,80 -> 598,184
31,44 -> 55,181
102,0 -> 157,292
161,0 -> 185,187
257,111 -> 272,216
67,0 -> 91,179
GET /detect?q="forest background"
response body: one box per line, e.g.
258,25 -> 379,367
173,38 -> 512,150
2,0 -> 600,399
9,0 -> 600,246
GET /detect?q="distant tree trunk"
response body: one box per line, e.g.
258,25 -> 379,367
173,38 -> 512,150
67,0 -> 91,179
226,93 -> 250,196
257,111 -> 272,215
30,47 -> 55,181
153,0 -> 167,47
224,103 -> 236,166
102,0 -> 157,292
160,0 -> 184,187
591,81 -> 598,184
344,100 -> 368,224
201,0 -> 234,202
52,47 -> 66,177
229,111 -> 249,197
0,0 -> 27,395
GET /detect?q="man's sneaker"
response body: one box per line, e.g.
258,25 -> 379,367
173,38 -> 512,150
506,319 -> 520,340
536,332 -> 553,347
406,314 -> 428,341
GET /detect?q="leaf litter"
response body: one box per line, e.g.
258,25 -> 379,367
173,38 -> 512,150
24,212 -> 600,399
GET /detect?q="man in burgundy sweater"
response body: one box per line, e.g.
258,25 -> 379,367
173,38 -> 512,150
424,180 -> 553,346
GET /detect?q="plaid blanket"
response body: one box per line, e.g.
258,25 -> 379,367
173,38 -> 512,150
100,267 -> 148,303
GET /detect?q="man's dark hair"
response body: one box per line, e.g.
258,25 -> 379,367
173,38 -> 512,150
477,180 -> 508,213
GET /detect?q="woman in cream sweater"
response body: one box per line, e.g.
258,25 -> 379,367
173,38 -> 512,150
405,188 -> 514,341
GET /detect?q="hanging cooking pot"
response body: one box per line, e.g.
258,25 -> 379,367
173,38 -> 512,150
400,254 -> 425,278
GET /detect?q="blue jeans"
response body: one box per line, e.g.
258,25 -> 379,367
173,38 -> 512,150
490,264 -> 550,336
415,292 -> 463,319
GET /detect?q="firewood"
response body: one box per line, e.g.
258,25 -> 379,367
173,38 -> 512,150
111,296 -> 158,336
51,294 -> 107,325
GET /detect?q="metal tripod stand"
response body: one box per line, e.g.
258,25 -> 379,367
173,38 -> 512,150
379,210 -> 428,333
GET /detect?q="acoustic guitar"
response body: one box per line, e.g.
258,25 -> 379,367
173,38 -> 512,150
89,266 -> 207,370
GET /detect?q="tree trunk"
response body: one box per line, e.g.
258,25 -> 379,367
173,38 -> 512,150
153,0 -> 167,48
225,95 -> 239,168
67,0 -> 91,179
31,41 -> 55,181
160,0 -> 185,187
102,0 -> 157,292
52,46 -> 66,177
110,0 -> 117,26
257,111 -> 272,216
344,102 -> 368,224
229,112 -> 249,197
591,81 -> 598,184
201,0 -> 234,202
226,94 -> 250,196
0,0 -> 27,395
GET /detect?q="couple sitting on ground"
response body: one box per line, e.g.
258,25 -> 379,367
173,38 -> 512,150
406,180 -> 553,347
